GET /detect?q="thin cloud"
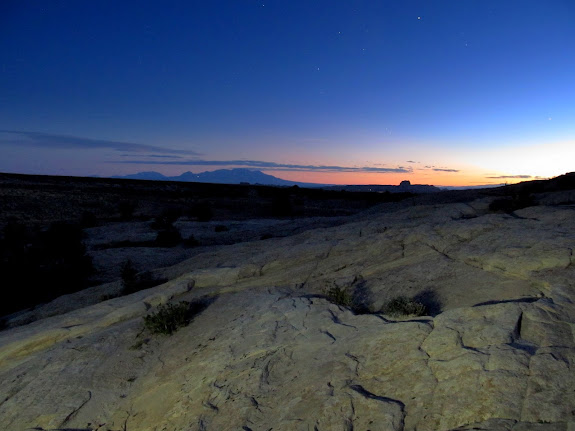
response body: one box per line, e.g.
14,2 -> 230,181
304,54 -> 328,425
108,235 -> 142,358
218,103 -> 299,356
0,130 -> 200,155
109,159 -> 412,173
406,160 -> 418,163
418,165 -> 460,172
486,175 -> 532,179
433,168 -> 460,173
119,154 -> 184,159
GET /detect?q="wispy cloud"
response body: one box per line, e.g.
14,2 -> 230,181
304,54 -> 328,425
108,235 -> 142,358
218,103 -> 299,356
0,130 -> 200,155
433,168 -> 460,173
419,165 -> 460,173
486,175 -> 532,179
119,154 -> 184,159
109,158 -> 412,173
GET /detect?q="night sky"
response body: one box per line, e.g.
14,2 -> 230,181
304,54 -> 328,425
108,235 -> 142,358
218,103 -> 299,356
1,1 -> 574,186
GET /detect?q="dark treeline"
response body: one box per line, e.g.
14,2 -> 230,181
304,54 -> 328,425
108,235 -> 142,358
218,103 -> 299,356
0,221 -> 93,317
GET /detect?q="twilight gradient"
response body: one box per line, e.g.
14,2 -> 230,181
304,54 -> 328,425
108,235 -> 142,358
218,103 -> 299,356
1,1 -> 573,186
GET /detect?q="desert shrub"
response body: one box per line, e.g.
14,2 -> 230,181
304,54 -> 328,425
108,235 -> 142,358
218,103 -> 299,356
143,297 -> 215,335
382,296 -> 427,317
412,289 -> 442,316
323,282 -> 376,314
144,302 -> 191,335
349,282 -> 372,314
324,286 -> 352,307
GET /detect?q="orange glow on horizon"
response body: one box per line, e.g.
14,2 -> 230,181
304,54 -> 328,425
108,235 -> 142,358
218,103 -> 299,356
265,170 -> 515,187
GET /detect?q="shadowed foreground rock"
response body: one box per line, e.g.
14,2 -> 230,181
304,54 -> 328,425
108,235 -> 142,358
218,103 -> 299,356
1,199 -> 574,430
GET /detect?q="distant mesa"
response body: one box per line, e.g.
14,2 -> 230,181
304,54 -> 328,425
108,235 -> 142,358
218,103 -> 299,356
325,180 -> 440,194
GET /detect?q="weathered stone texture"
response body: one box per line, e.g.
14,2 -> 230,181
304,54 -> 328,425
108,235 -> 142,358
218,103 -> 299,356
1,201 -> 574,430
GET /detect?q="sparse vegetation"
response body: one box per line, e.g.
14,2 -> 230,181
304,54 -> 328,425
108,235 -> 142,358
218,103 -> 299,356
324,286 -> 353,307
144,302 -> 191,335
143,297 -> 215,335
382,296 -> 427,317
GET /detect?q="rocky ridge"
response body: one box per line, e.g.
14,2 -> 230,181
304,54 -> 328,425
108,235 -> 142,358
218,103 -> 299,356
0,197 -> 574,430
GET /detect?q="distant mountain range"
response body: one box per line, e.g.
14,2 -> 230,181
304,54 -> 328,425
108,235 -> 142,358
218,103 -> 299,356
111,168 -> 323,188
111,168 -> 444,193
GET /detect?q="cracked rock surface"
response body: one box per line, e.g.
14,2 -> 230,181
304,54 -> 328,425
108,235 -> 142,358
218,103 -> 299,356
1,200 -> 574,430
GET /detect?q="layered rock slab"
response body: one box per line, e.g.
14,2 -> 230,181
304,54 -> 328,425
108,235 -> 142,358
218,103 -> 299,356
1,202 -> 575,430
2,289 -> 575,430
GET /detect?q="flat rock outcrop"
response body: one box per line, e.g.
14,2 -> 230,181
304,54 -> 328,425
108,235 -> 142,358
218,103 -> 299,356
1,200 -> 574,430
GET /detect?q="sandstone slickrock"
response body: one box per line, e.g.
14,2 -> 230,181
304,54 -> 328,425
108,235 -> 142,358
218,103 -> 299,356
1,200 -> 574,430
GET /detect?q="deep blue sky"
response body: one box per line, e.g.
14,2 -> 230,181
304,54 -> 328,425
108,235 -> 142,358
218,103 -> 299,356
1,0 -> 573,185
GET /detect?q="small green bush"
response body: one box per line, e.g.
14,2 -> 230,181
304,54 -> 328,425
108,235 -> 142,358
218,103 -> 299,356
143,297 -> 215,335
382,296 -> 427,317
325,286 -> 352,307
144,302 -> 191,335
